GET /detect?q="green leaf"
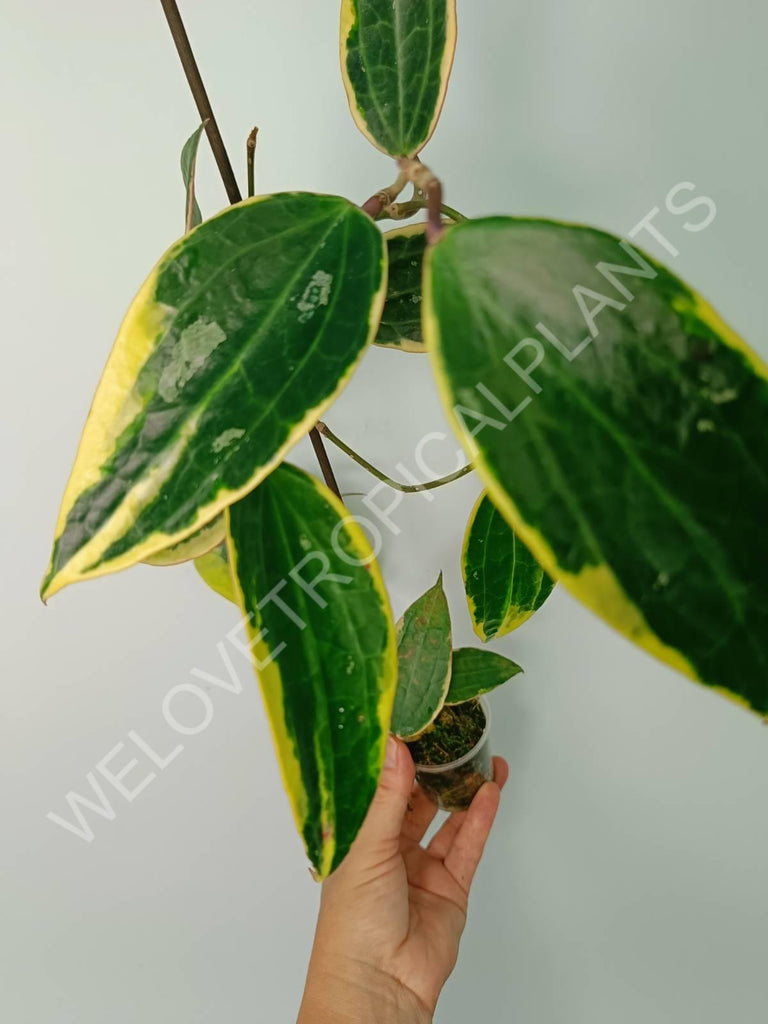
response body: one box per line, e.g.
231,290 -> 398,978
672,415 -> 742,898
391,574 -> 452,739
462,491 -> 555,641
227,463 -> 397,878
375,224 -> 427,352
445,647 -> 523,705
340,0 -> 457,156
425,217 -> 768,714
180,123 -> 206,232
41,193 -> 387,600
194,539 -> 235,602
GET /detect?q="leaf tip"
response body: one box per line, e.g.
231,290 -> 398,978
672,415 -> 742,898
474,621 -> 491,643
40,562 -> 73,603
39,570 -> 55,605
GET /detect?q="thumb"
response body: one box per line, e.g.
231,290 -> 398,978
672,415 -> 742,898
349,735 -> 414,864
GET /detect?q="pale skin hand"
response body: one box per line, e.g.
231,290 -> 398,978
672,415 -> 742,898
298,736 -> 509,1024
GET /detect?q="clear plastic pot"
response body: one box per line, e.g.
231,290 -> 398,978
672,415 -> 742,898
412,698 -> 493,812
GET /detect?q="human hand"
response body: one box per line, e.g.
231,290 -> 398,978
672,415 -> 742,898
298,735 -> 509,1023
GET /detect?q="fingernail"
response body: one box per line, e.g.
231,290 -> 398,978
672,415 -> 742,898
385,735 -> 398,769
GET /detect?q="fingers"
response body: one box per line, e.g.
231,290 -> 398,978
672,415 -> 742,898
400,784 -> 440,845
492,756 -> 510,791
427,756 -> 508,860
350,736 -> 415,864
443,779 -> 501,892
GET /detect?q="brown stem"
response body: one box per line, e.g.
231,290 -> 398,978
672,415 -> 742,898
378,199 -> 466,223
361,169 -> 409,220
361,194 -> 385,219
159,0 -> 242,204
397,158 -> 445,243
425,179 -> 444,243
310,430 -> 342,500
158,0 -> 343,501
246,126 -> 259,198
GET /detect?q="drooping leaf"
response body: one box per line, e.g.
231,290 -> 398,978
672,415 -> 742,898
375,224 -> 427,352
41,193 -> 387,600
462,491 -> 555,641
180,123 -> 206,232
445,647 -> 523,705
194,539 -> 235,602
391,574 -> 452,739
227,463 -> 397,878
425,216 -> 768,714
340,0 -> 457,157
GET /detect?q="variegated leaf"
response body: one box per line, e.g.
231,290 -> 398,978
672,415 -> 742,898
41,193 -> 386,600
426,216 -> 768,714
375,224 -> 427,352
391,574 -> 452,739
462,491 -> 555,641
227,463 -> 397,877
340,0 -> 457,156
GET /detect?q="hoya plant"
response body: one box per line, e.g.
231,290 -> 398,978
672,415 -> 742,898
42,1 -> 768,879
389,572 -> 525,812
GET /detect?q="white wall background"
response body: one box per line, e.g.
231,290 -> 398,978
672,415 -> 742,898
2,1 -> 767,1021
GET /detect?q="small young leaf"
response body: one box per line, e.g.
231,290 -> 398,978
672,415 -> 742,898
180,123 -> 205,232
425,216 -> 768,714
375,224 -> 427,352
194,539 -> 235,603
391,574 -> 452,740
340,0 -> 457,156
445,647 -> 523,706
463,492 -> 554,641
227,463 -> 397,878
41,193 -> 387,600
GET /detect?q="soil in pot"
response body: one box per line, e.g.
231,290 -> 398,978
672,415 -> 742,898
407,699 -> 493,812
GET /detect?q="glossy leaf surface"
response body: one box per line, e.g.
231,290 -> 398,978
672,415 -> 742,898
340,0 -> 457,156
227,463 -> 397,877
375,224 -> 427,352
445,647 -> 522,705
391,574 -> 452,739
426,217 -> 768,713
180,123 -> 205,231
463,491 -> 555,641
42,193 -> 387,600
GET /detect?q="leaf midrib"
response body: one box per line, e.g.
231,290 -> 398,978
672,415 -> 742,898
398,587 -> 450,730
445,242 -> 766,667
109,210 -> 352,517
